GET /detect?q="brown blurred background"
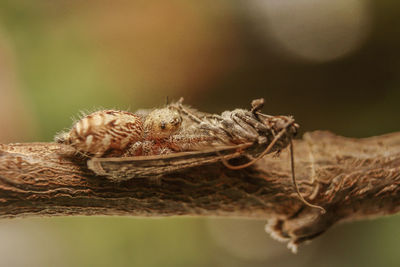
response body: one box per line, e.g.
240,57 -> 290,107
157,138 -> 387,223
0,0 -> 399,266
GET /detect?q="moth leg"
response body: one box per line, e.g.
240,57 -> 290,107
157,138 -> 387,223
232,110 -> 271,133
125,140 -> 166,156
141,140 -> 158,155
159,147 -> 173,155
229,109 -> 297,147
231,112 -> 260,138
123,141 -> 144,157
174,110 -> 235,144
203,114 -> 224,121
196,121 -> 233,144
151,141 -> 175,155
172,100 -> 252,144
229,111 -> 273,145
175,103 -> 204,124
220,110 -> 261,142
172,101 -> 227,137
173,100 -> 268,145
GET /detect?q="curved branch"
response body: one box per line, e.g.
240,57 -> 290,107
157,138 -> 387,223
1,131 -> 399,250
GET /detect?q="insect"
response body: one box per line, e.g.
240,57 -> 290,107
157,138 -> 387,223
170,99 -> 325,213
56,107 -> 184,157
56,99 -> 263,159
56,98 -> 325,212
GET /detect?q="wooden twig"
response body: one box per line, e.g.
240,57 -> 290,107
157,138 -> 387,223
1,131 -> 399,250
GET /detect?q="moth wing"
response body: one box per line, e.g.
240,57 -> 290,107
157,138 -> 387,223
87,143 -> 253,181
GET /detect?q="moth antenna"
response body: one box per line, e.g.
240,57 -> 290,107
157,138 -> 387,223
166,96 -> 169,105
220,126 -> 288,170
289,140 -> 326,213
176,103 -> 203,124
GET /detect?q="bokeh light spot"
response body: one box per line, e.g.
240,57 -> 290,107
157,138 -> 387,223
248,0 -> 372,62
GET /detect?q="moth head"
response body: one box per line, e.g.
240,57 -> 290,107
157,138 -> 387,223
144,107 -> 182,139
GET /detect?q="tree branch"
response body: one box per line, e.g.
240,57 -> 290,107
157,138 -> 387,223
1,131 -> 399,250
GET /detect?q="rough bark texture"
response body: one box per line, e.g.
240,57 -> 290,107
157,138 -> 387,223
1,131 -> 399,249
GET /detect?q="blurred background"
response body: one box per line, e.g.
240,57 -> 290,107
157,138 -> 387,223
0,0 -> 399,266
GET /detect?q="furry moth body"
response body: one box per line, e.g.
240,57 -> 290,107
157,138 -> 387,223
56,108 -> 183,157
56,110 -> 143,157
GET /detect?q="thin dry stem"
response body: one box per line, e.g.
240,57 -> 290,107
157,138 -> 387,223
0,131 -> 399,248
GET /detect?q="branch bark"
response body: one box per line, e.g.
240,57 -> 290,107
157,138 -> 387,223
1,131 -> 399,249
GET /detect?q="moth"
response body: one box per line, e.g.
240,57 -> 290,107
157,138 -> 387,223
56,98 -> 325,212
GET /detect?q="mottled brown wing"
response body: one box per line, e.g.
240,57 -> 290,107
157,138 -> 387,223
87,143 -> 253,181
